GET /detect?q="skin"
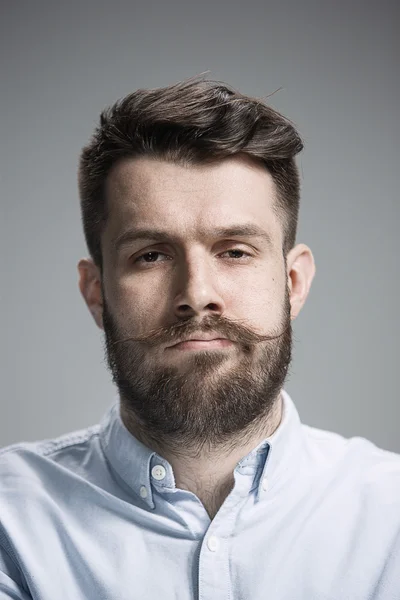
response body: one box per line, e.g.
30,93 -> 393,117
78,154 -> 315,519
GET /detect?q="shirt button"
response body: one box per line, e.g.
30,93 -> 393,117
261,477 -> 268,492
151,465 -> 167,481
139,486 -> 148,498
207,535 -> 219,552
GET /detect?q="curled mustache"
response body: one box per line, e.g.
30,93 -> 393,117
109,317 -> 292,347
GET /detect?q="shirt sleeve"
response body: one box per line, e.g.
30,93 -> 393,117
0,546 -> 31,600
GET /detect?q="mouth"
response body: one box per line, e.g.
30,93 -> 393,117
168,339 -> 234,351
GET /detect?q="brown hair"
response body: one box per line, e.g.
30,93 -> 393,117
78,74 -> 304,273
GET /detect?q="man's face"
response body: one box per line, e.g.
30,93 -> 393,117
98,155 -> 293,449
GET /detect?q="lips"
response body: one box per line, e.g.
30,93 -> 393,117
168,333 -> 227,346
181,337 -> 225,343
169,335 -> 227,347
168,338 -> 233,350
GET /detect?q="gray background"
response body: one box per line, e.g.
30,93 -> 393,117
1,1 -> 399,452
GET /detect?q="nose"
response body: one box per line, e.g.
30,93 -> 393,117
173,253 -> 227,320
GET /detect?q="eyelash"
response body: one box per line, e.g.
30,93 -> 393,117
133,248 -> 253,267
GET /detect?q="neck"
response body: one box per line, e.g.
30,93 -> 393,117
121,393 -> 283,520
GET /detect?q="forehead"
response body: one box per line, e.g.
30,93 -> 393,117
103,155 -> 281,246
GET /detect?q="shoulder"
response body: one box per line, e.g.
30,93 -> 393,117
0,424 -> 102,555
302,423 -> 400,502
0,424 -> 101,489
0,426 -> 99,596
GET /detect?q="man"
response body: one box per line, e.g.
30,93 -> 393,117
1,76 -> 399,599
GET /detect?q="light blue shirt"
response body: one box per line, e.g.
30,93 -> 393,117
1,389 -> 400,599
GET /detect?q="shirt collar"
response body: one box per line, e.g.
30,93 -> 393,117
99,388 -> 304,509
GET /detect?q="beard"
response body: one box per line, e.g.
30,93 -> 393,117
101,284 -> 293,455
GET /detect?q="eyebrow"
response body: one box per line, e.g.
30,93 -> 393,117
114,223 -> 274,253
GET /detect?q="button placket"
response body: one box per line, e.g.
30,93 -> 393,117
206,535 -> 220,552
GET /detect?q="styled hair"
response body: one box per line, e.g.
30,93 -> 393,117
78,74 -> 304,273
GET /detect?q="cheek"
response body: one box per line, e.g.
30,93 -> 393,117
241,272 -> 286,325
112,280 -> 166,330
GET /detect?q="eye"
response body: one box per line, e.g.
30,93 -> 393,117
133,251 -> 168,265
133,248 -> 253,267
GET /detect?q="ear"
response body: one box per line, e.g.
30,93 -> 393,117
77,258 -> 104,330
286,244 -> 316,321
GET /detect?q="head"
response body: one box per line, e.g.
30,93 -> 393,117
78,76 -> 315,455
